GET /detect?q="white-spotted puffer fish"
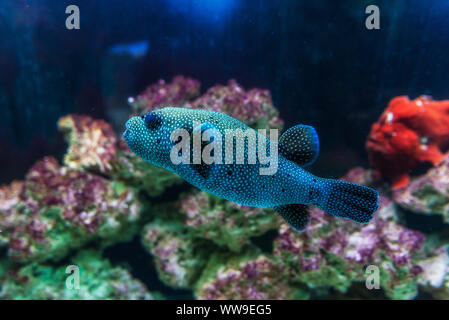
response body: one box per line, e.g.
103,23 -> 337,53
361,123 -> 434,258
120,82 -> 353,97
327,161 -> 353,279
123,107 -> 379,232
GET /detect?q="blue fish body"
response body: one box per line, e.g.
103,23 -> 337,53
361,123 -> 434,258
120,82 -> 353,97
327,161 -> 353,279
124,107 -> 379,232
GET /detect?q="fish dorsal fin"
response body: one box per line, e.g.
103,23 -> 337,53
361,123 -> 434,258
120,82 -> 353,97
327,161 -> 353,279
279,124 -> 319,167
274,204 -> 310,232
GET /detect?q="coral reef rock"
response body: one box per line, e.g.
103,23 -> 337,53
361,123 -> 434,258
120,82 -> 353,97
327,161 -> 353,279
196,255 -> 306,300
179,191 -> 281,252
58,114 -> 183,196
417,246 -> 449,299
130,75 -> 201,113
141,221 -> 208,289
272,168 -> 443,300
58,114 -> 118,174
0,156 -> 141,263
5,78 -> 449,300
129,76 -> 283,130
113,139 -> 184,196
394,153 -> 449,222
0,250 -> 157,300
190,79 -> 283,130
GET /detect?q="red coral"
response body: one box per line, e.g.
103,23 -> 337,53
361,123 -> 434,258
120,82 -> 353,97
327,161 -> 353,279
367,96 -> 449,188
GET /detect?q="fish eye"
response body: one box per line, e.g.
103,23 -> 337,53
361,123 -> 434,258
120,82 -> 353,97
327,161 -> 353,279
144,112 -> 162,129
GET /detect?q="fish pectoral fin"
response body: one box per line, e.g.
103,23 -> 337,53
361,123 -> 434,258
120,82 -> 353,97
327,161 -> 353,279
274,204 -> 310,232
279,125 -> 319,167
190,122 -> 219,180
192,163 -> 212,179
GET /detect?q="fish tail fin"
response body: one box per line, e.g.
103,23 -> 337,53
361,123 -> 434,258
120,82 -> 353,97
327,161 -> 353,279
318,179 -> 379,223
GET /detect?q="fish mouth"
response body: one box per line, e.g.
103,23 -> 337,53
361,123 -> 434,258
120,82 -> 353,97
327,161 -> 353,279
123,119 -> 131,138
123,116 -> 142,139
123,129 -> 129,139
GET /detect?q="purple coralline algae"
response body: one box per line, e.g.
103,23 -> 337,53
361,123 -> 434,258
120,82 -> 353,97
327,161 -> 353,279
196,255 -> 303,300
189,79 -> 283,129
58,114 -> 183,196
129,76 -> 283,130
189,168 -> 449,300
3,76 -> 449,300
394,153 -> 449,222
179,191 -> 281,252
113,139 -> 184,196
271,168 -> 441,300
416,246 -> 449,299
0,250 -> 157,300
129,75 -> 201,113
0,181 -> 25,247
139,191 -> 281,289
141,221 -> 208,289
0,156 -> 141,263
273,212 -> 424,299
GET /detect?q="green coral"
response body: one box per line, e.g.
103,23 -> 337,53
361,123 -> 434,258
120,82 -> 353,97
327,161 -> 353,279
292,253 -> 355,293
141,221 -> 210,288
1,157 -> 142,263
193,246 -> 260,290
57,114 -> 183,198
378,262 -> 418,300
195,253 -> 308,300
112,144 -> 183,197
272,210 -> 429,300
4,76 -> 449,301
179,191 -> 281,252
0,250 -> 157,300
394,155 -> 449,223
